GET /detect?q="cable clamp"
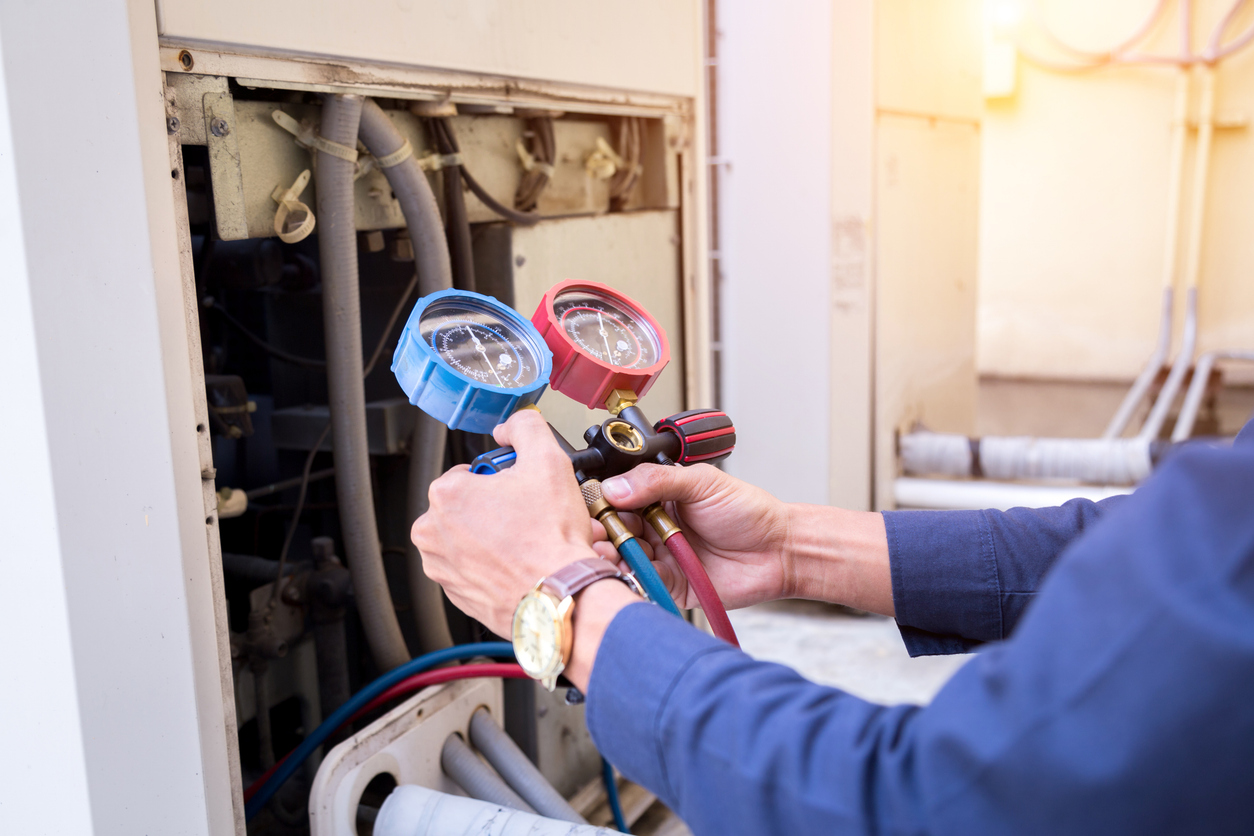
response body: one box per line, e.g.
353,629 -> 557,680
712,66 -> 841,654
514,138 -> 555,178
585,136 -> 623,181
271,110 -> 359,162
416,151 -> 462,172
271,169 -> 316,244
374,138 -> 415,168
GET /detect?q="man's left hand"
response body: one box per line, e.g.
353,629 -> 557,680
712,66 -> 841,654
411,409 -> 598,638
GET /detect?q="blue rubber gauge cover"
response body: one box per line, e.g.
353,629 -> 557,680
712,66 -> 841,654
392,289 -> 553,433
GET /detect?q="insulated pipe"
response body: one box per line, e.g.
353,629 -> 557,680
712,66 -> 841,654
356,99 -> 456,653
898,431 -> 1152,485
467,709 -> 587,824
1141,288 -> 1198,440
1141,66 -> 1216,441
894,477 -> 1133,512
440,734 -> 536,814
375,785 -> 615,836
1104,70 -> 1190,439
1171,350 -> 1254,441
317,93 -> 410,671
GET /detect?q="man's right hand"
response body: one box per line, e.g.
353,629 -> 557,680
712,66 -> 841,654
594,464 -> 896,617
595,464 -> 793,610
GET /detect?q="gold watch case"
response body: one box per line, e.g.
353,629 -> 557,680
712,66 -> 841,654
511,583 -> 575,691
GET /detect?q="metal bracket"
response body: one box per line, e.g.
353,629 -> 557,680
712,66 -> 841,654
203,91 -> 249,241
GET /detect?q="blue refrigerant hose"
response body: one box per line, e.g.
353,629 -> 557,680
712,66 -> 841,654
245,642 -> 514,820
603,757 -> 631,833
615,536 -> 682,617
248,537 -> 677,820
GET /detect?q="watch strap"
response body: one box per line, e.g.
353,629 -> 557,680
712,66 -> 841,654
541,557 -> 631,601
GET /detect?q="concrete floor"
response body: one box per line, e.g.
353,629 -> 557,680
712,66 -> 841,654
728,600 -> 971,705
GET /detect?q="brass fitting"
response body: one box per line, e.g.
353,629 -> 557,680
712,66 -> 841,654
580,478 -> 633,547
604,388 -> 639,415
600,512 -> 634,548
580,478 -> 613,518
643,503 -> 681,542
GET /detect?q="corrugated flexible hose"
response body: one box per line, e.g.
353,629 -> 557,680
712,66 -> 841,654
357,98 -> 456,653
316,93 -> 410,671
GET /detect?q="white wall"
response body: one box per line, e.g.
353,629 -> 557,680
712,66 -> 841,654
0,0 -> 235,832
156,0 -> 702,97
979,0 -> 1254,381
717,0 -> 833,505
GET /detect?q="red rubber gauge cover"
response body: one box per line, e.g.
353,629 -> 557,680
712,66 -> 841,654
531,279 -> 671,409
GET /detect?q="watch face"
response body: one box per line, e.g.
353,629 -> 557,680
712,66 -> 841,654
512,593 -> 563,679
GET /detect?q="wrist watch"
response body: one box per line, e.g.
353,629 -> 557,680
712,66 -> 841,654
512,557 -> 642,691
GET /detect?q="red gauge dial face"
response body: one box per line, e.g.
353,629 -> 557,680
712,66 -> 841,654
552,289 -> 661,370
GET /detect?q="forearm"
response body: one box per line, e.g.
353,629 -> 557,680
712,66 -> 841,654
781,504 -> 895,616
563,580 -> 639,693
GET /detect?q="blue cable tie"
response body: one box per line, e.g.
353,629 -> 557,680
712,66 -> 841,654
245,641 -> 514,820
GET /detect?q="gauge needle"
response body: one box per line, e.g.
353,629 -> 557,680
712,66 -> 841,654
468,327 -> 506,387
598,311 -> 617,366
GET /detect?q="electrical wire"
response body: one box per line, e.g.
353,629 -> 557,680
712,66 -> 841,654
665,531 -> 739,647
616,536 -> 682,617
607,118 -> 643,210
244,642 -> 514,820
262,271 -> 420,598
602,758 -> 630,834
203,298 -> 326,369
514,117 -> 555,212
268,420 -> 330,606
431,119 -> 542,226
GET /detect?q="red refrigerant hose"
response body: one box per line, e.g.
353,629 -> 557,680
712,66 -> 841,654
665,530 -> 739,647
241,663 -> 527,802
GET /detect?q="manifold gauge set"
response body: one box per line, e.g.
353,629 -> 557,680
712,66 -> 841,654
392,278 -> 736,476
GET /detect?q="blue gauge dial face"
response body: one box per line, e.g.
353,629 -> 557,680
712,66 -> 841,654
419,300 -> 541,388
552,288 -> 660,369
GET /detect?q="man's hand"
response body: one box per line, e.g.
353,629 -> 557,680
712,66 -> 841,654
411,410 -> 598,638
594,464 -> 793,610
595,464 -> 896,617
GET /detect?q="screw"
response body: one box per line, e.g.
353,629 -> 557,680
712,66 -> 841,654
178,50 -> 194,71
209,117 -> 230,138
167,116 -> 180,134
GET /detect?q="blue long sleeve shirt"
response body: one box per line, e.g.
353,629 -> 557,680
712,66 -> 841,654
586,421 -> 1254,835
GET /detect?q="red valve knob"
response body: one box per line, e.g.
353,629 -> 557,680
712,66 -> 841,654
654,409 -> 736,465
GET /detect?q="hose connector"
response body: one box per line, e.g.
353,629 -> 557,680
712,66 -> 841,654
643,503 -> 681,542
580,479 -> 632,547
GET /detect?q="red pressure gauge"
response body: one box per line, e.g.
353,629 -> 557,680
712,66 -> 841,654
531,279 -> 671,409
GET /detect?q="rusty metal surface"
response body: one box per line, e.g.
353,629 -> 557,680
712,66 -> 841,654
203,91 -> 249,240
159,45 -> 693,118
164,72 -> 228,145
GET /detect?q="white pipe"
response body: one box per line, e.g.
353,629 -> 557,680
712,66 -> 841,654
894,478 -> 1132,512
899,432 -> 1151,486
1171,350 -> 1254,442
1141,66 -> 1215,442
1104,68 -> 1189,439
374,785 -> 615,836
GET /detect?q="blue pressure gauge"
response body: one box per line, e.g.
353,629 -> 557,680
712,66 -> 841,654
392,289 -> 553,433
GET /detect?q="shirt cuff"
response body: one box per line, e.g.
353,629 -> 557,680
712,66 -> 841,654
883,509 -> 1003,654
585,601 -> 733,803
